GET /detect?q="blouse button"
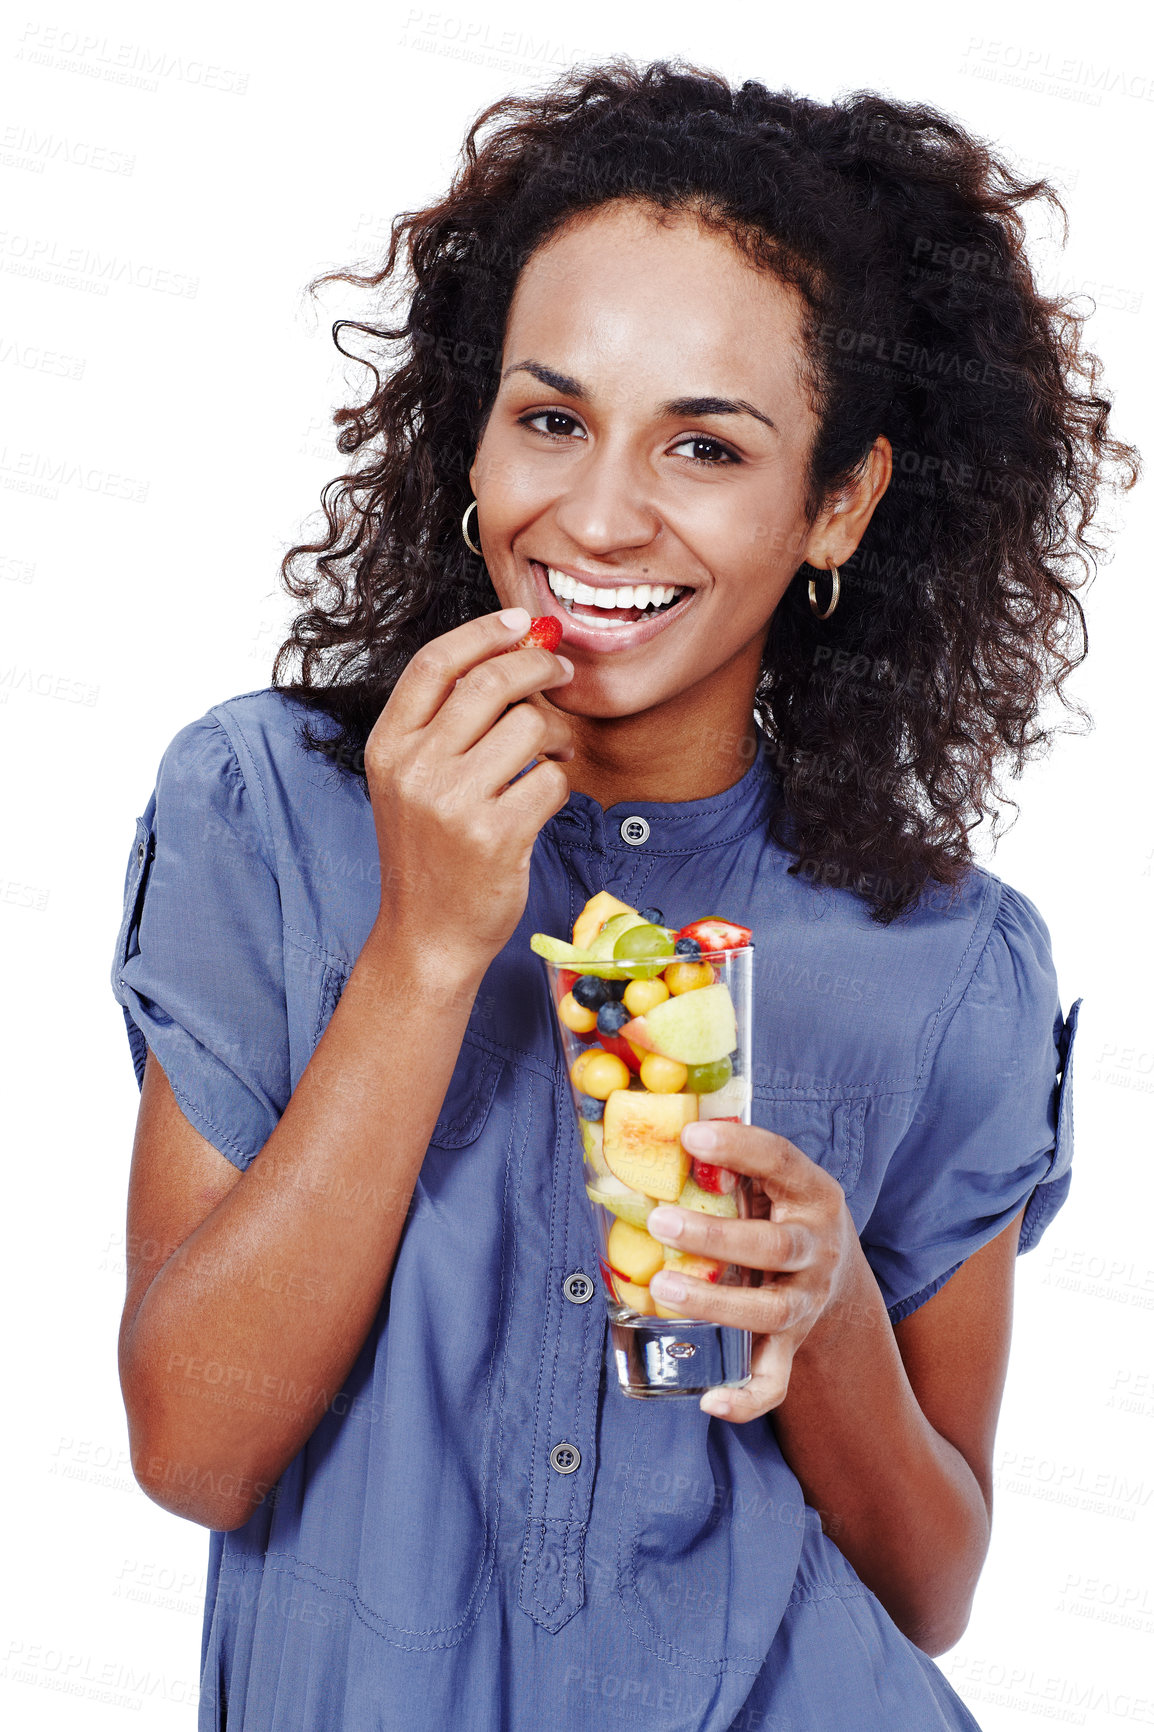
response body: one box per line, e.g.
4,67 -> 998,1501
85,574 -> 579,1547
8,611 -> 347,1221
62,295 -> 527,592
549,1441 -> 581,1476
562,1271 -> 594,1305
136,842 -> 146,863
619,815 -> 650,846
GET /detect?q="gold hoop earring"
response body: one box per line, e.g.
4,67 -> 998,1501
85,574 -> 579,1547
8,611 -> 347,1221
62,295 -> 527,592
808,561 -> 840,621
461,499 -> 483,556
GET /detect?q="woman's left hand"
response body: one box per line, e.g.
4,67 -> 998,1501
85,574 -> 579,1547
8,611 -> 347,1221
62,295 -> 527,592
646,1118 -> 862,1423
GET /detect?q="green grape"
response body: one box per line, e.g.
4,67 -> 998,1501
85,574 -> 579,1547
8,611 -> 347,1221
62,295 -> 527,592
685,1056 -> 733,1095
612,922 -> 676,979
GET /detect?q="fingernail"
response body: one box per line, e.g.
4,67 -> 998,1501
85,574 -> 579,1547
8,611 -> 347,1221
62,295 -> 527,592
498,607 -> 530,631
646,1206 -> 684,1243
649,1271 -> 685,1302
555,655 -> 575,677
701,1393 -> 732,1419
682,1122 -> 717,1151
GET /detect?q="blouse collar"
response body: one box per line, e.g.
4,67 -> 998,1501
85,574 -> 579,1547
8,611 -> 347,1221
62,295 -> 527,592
545,725 -> 780,855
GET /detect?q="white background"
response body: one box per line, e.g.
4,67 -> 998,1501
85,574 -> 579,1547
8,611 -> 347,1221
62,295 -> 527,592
2,0 -> 1151,1726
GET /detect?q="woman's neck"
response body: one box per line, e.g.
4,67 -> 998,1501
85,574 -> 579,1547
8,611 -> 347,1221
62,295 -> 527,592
553,698 -> 762,811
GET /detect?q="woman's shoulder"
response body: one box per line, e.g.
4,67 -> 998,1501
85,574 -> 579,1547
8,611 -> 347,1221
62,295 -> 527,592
157,685 -> 358,811
754,848 -> 1062,1096
946,864 -> 1063,1039
145,687 -> 372,901
185,683 -> 336,761
808,848 -> 1053,987
140,685 -> 378,966
922,861 -> 1058,1009
891,860 -> 1065,1091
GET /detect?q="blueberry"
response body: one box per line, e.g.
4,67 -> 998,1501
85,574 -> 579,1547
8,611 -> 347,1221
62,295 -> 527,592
637,906 -> 664,925
572,974 -> 610,1010
603,977 -> 628,1001
596,1001 -> 630,1036
576,1093 -> 604,1121
674,937 -> 702,960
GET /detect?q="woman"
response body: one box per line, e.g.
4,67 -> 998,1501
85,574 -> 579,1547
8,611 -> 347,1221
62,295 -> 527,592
111,61 -> 1136,1731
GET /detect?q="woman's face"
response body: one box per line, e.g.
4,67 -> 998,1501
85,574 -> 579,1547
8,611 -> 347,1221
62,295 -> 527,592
470,199 -> 885,723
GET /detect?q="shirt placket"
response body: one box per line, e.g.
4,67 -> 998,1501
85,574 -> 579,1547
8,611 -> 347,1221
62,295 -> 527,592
515,806 -> 703,1634
516,1098 -> 606,1633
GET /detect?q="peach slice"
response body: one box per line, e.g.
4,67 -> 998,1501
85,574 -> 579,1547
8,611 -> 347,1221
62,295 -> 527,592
653,1246 -> 724,1319
612,1274 -> 657,1316
662,1246 -> 723,1280
602,1088 -> 697,1201
606,1218 -> 665,1285
573,892 -> 638,951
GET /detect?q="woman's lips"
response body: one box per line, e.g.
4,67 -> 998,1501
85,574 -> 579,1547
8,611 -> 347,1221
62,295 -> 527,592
528,561 -> 695,653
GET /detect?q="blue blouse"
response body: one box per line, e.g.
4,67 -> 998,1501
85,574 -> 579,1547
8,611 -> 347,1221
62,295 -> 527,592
111,687 -> 1079,1732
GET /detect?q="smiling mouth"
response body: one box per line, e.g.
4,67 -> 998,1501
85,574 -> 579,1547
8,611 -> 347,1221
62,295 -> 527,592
532,561 -> 690,625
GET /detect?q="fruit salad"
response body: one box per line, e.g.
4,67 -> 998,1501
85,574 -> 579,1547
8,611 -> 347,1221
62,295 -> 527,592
532,893 -> 753,1322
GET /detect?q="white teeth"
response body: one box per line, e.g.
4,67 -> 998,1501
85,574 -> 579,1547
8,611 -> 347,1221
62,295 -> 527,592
543,564 -> 687,613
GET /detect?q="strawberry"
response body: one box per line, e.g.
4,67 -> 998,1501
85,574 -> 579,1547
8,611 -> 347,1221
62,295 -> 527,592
512,615 -> 563,654
675,917 -> 752,955
597,1030 -> 643,1074
690,1158 -> 739,1195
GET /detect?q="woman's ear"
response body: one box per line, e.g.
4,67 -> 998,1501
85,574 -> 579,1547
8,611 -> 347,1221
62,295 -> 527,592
803,435 -> 893,571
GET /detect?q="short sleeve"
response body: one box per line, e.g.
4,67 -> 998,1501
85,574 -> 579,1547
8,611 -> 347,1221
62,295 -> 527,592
861,883 -> 1080,1325
111,711 -> 290,1171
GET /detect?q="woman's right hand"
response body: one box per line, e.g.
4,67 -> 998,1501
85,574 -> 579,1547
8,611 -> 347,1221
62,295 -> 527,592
363,607 -> 576,974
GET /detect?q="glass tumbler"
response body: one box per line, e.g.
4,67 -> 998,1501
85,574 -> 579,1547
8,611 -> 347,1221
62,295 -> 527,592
542,944 -> 755,1398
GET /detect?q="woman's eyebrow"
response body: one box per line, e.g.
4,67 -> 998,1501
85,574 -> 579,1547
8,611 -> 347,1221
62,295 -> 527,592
503,360 -> 585,396
663,394 -> 777,433
502,361 -> 777,432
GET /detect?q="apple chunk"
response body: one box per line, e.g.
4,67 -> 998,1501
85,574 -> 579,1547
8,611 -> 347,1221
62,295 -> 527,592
677,1175 -> 739,1218
580,1117 -> 609,1178
602,1088 -> 696,1201
621,983 -> 737,1067
697,1075 -> 751,1120
585,1174 -> 656,1233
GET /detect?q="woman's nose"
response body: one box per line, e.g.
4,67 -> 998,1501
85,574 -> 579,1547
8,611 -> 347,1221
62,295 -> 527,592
552,444 -> 661,556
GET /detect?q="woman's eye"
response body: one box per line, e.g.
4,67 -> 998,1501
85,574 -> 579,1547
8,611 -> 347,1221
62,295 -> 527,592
520,410 -> 585,439
670,435 -> 739,465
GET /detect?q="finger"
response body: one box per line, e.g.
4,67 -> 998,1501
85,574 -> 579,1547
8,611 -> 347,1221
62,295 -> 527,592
699,1335 -> 794,1423
645,1205 -> 815,1275
680,1119 -> 836,1210
646,1266 -> 812,1336
414,711 -> 573,817
493,757 -> 572,828
458,701 -> 575,797
431,649 -> 574,757
385,609 -> 533,733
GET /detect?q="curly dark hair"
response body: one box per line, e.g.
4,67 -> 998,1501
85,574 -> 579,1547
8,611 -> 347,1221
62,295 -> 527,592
271,58 -> 1138,923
